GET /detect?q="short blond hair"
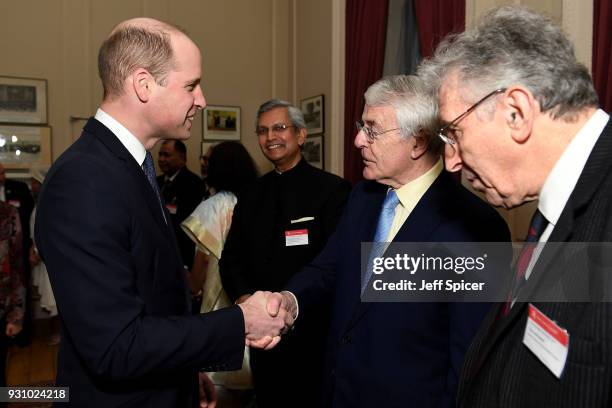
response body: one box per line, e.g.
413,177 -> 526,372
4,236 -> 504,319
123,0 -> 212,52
98,22 -> 182,99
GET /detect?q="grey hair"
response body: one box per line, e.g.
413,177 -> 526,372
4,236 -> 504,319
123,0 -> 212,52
364,75 -> 442,154
419,6 -> 598,120
256,99 -> 307,129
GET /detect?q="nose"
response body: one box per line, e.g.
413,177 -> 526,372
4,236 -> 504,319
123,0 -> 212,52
354,128 -> 368,149
195,85 -> 206,110
444,143 -> 463,173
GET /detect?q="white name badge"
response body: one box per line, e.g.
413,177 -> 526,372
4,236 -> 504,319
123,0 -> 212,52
285,229 -> 309,246
522,304 -> 569,379
8,200 -> 20,208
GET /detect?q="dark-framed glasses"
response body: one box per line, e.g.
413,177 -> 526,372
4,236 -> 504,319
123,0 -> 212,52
355,121 -> 400,143
255,123 -> 295,137
437,88 -> 507,145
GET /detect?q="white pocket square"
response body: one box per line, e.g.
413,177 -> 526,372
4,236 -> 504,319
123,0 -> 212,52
291,216 -> 315,224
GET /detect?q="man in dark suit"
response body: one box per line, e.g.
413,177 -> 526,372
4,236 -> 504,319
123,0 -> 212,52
156,139 -> 204,269
278,75 -> 510,407
427,6 -> 612,407
220,99 -> 351,407
35,17 -> 292,408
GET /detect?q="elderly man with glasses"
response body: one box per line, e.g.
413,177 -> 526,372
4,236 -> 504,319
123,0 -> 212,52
423,6 -> 612,408
277,75 -> 510,407
219,98 -> 351,407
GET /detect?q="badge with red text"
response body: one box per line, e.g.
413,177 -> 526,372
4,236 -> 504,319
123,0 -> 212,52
165,203 -> 177,215
522,304 -> 569,378
285,229 -> 309,246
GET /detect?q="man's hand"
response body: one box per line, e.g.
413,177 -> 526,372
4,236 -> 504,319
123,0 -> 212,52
238,291 -> 294,350
29,246 -> 41,267
6,322 -> 22,338
198,372 -> 217,408
266,291 -> 298,334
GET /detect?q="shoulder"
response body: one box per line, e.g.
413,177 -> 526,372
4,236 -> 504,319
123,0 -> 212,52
204,191 -> 236,211
177,167 -> 201,183
302,162 -> 352,192
190,191 -> 236,220
5,179 -> 28,192
434,172 -> 510,240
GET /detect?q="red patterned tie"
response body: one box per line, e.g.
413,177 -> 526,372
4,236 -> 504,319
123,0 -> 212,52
503,209 -> 547,315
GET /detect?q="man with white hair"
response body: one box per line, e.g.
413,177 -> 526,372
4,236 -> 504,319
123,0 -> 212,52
281,75 -> 509,407
426,6 -> 612,407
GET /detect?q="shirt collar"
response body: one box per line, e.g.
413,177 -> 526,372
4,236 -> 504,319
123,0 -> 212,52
95,108 -> 147,166
539,109 -> 610,226
394,158 -> 443,208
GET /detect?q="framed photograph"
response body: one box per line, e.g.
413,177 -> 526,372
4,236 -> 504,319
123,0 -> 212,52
0,76 -> 48,124
300,94 -> 324,135
0,125 -> 52,169
303,135 -> 324,170
203,105 -> 240,140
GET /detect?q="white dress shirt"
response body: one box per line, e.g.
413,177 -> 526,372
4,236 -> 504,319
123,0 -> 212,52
95,109 -> 147,167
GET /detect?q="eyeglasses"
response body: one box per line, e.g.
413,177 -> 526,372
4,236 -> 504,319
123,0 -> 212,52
255,123 -> 295,137
437,88 -> 506,145
355,121 -> 400,143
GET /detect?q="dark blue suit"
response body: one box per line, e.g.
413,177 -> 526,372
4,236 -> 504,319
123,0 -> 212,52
35,118 -> 245,407
287,171 -> 511,407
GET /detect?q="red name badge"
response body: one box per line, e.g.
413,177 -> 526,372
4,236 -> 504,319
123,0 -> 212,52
522,304 -> 569,378
285,229 -> 309,247
165,203 -> 177,215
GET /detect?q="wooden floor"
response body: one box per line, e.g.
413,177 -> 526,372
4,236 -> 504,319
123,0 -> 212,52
6,319 -> 58,408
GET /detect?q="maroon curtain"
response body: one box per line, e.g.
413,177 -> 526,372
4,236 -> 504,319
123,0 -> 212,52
414,0 -> 465,59
593,0 -> 612,112
344,0 -> 389,185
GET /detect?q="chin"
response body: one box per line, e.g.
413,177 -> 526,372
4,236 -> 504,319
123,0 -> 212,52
362,169 -> 375,181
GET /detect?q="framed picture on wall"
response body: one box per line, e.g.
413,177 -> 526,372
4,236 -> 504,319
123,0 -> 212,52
303,134 -> 324,169
0,76 -> 48,124
0,125 -> 52,169
203,105 -> 240,140
300,94 -> 324,135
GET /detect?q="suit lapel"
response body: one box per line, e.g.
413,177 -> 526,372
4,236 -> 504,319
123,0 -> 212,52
461,118 -> 612,399
345,174 -> 448,331
84,118 -> 170,233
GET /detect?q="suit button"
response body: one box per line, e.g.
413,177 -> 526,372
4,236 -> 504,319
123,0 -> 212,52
341,335 -> 351,344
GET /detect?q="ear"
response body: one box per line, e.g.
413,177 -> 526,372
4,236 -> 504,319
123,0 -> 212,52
410,130 -> 430,160
132,68 -> 153,103
297,127 -> 307,147
503,86 -> 536,144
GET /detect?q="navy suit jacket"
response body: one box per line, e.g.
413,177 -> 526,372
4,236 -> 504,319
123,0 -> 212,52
287,171 -> 511,407
35,118 -> 245,407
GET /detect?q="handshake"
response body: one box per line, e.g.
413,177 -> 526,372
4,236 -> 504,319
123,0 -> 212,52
236,291 -> 297,350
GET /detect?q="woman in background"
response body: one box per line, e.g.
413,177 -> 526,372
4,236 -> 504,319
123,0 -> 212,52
29,166 -> 59,345
182,141 -> 258,407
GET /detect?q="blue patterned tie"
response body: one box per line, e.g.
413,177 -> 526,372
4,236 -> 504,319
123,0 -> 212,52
142,151 -> 167,223
362,190 -> 400,292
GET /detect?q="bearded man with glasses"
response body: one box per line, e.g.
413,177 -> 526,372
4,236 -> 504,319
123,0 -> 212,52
220,99 -> 351,407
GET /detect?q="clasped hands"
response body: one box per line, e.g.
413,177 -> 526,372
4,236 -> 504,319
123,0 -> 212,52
237,291 -> 297,350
